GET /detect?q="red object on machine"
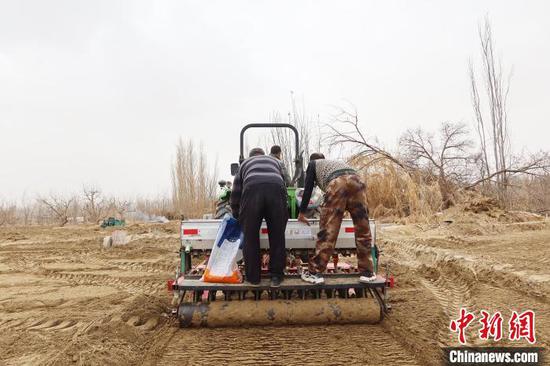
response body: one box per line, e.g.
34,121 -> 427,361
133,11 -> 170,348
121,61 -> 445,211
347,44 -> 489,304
344,227 -> 354,233
183,229 -> 199,235
387,275 -> 395,288
167,279 -> 175,292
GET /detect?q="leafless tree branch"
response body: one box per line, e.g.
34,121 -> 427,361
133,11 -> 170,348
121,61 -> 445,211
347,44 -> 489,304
325,105 -> 406,169
37,194 -> 76,226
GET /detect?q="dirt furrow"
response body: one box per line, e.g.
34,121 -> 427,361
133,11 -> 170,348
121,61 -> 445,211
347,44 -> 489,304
157,324 -> 421,366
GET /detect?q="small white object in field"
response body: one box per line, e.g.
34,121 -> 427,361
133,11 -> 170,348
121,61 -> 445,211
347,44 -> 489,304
111,230 -> 131,246
102,236 -> 112,248
102,230 -> 132,248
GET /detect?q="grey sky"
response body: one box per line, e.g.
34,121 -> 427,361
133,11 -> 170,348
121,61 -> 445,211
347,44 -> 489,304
1,0 -> 549,200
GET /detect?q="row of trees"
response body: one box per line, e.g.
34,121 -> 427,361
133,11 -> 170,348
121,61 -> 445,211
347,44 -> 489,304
3,18 -> 548,226
171,138 -> 218,219
152,17 -> 550,218
1,139 -> 220,227
325,17 -> 550,213
327,105 -> 549,214
0,187 -> 131,227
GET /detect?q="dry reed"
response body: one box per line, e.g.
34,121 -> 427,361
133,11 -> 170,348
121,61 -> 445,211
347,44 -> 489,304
351,156 -> 443,222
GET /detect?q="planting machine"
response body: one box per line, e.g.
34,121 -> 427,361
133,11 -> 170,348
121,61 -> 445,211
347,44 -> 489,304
168,123 -> 392,327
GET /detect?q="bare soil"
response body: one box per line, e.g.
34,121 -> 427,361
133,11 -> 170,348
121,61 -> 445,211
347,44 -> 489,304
1,211 -> 548,365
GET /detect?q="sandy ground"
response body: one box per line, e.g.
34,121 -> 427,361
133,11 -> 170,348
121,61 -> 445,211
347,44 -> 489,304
1,209 -> 548,365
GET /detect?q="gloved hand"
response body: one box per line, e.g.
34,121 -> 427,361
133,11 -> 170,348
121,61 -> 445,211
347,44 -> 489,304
297,212 -> 310,226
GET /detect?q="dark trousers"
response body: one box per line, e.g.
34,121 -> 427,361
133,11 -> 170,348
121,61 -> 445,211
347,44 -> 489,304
240,183 -> 288,283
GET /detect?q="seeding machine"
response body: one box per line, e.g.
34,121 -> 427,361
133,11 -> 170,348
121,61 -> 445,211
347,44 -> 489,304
168,123 -> 392,327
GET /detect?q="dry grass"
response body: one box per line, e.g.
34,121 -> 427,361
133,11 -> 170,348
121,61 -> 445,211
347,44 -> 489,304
351,157 -> 443,222
506,174 -> 550,215
352,155 -> 550,223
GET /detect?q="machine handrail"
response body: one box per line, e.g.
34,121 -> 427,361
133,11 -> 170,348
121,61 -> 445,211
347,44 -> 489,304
238,123 -> 304,187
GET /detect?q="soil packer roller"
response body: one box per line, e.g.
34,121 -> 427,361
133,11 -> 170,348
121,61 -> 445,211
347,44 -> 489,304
169,123 -> 391,327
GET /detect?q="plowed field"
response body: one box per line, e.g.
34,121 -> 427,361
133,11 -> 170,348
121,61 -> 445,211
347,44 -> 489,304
1,210 -> 548,365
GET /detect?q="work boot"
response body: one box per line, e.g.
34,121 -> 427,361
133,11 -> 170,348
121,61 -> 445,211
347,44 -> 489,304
358,270 -> 377,283
301,270 -> 324,284
270,276 -> 283,288
245,280 -> 261,287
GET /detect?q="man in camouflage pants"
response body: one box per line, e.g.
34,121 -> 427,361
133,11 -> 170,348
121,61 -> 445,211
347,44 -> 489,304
298,153 -> 375,284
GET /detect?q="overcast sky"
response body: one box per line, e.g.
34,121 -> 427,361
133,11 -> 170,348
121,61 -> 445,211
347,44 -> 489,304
1,0 -> 549,200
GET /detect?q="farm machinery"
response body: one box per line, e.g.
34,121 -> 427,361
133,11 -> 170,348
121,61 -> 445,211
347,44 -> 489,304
168,123 -> 392,327
100,217 -> 125,228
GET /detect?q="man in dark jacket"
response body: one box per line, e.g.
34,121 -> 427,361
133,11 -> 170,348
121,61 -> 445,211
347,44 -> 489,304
269,145 -> 291,186
230,148 -> 288,287
297,153 -> 375,285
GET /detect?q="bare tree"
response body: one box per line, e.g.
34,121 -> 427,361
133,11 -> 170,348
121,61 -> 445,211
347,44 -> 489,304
469,17 -> 512,203
325,104 -> 404,168
19,203 -> 34,225
15,192 -> 34,226
466,151 -> 550,188
109,198 -> 130,219
269,110 -> 294,173
15,192 -> 34,225
172,139 -> 218,218
268,92 -> 323,183
469,17 -> 550,202
519,173 -> 550,214
72,199 -> 84,224
37,194 -> 76,226
133,194 -> 174,219
82,185 -> 106,223
0,201 -> 17,226
400,122 -> 473,208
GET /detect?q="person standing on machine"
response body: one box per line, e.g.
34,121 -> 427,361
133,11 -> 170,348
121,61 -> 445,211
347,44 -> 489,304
230,148 -> 288,288
269,145 -> 291,186
297,153 -> 376,285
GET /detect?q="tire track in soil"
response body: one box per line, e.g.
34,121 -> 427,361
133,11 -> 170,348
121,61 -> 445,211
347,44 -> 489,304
1,312 -> 163,334
87,258 -> 175,274
420,275 -> 475,319
157,325 -> 421,366
114,261 -> 175,273
2,317 -> 82,333
382,236 -> 550,348
6,247 -> 174,276
1,251 -> 95,274
40,270 -> 165,294
382,237 -> 548,302
24,300 -> 168,366
383,238 -> 475,309
383,238 -> 476,346
392,239 -> 550,304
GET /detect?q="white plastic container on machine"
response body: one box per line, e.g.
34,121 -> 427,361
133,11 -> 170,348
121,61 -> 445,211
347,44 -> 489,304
201,214 -> 243,284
